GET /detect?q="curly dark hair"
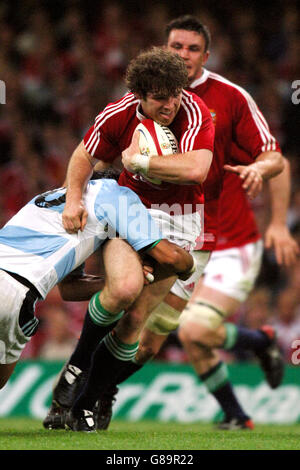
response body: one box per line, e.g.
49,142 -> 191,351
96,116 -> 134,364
125,46 -> 189,99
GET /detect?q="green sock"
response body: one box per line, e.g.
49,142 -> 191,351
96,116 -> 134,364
88,292 -> 124,326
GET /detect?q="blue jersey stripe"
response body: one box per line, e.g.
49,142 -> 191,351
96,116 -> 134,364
54,248 -> 76,282
0,225 -> 69,258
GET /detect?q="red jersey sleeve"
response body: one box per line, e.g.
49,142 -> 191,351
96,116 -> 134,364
177,91 -> 215,154
83,114 -> 120,163
232,87 -> 281,159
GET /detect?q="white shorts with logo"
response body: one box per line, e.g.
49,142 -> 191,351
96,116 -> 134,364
148,209 -> 207,301
0,270 -> 33,364
148,209 -> 201,251
170,250 -> 211,301
202,239 -> 264,302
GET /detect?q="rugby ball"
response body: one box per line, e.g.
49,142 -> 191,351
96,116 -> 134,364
135,119 -> 179,184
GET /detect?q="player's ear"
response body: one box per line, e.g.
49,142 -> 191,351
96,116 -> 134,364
203,49 -> 210,65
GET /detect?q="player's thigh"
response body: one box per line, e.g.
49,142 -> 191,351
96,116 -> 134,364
191,284 -> 241,316
102,238 -> 144,291
201,241 -> 263,304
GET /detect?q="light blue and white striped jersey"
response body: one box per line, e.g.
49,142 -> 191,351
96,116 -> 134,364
0,179 -> 162,299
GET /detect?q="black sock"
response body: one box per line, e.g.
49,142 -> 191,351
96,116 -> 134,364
116,361 -> 143,385
223,323 -> 271,353
73,332 -> 139,412
200,362 -> 249,420
69,310 -> 118,371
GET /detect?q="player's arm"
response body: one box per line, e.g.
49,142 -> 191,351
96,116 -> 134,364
224,150 -> 284,199
58,272 -> 105,301
223,88 -> 285,198
264,157 -> 299,266
147,239 -> 196,281
63,141 -> 99,233
122,130 -> 212,184
146,149 -> 212,184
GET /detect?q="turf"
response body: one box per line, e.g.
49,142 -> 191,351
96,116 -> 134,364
0,419 -> 299,451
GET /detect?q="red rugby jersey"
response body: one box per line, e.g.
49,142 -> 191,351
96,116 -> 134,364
190,69 -> 281,251
83,91 -> 214,212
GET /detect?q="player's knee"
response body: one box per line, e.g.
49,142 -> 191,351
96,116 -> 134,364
178,300 -> 226,347
111,278 -> 143,310
178,322 -> 216,348
145,302 -> 181,335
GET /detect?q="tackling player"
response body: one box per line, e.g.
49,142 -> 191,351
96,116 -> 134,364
0,169 -> 195,393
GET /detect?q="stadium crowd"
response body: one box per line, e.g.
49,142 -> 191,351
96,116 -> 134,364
0,0 -> 299,363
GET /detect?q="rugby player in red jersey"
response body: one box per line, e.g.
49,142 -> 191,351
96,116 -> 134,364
55,47 -> 215,431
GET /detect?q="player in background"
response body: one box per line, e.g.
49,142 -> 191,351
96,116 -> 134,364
90,16 -> 297,431
0,169 -> 195,397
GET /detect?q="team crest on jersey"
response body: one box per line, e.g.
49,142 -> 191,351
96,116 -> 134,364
209,109 -> 217,125
161,142 -> 171,150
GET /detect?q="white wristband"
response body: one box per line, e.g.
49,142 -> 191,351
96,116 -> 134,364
130,154 -> 151,174
187,255 -> 197,276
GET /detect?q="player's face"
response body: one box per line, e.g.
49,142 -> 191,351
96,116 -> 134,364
167,29 -> 210,83
140,92 -> 182,126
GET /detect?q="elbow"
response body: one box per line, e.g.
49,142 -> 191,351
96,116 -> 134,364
188,150 -> 212,184
282,156 -> 290,173
161,247 -> 191,274
271,152 -> 285,177
189,168 -> 209,185
277,154 -> 285,175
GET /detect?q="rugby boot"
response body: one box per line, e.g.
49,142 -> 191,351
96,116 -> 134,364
216,416 -> 255,430
94,385 -> 119,430
256,325 -> 284,389
43,363 -> 86,429
65,409 -> 96,432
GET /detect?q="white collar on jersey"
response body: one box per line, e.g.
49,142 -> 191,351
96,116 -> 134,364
189,68 -> 210,89
136,102 -> 146,121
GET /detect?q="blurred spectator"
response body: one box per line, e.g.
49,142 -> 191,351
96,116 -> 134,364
38,305 -> 78,360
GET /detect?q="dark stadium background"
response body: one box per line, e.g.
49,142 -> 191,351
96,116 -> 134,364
0,0 -> 299,364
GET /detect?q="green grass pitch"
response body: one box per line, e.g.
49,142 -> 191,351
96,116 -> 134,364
0,418 -> 299,450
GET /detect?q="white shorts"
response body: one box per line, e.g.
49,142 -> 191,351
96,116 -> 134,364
202,239 -> 264,302
0,270 -> 33,364
170,250 -> 211,301
148,209 -> 201,251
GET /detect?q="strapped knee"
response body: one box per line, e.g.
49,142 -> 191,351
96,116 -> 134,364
179,300 -> 226,331
146,302 -> 181,335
